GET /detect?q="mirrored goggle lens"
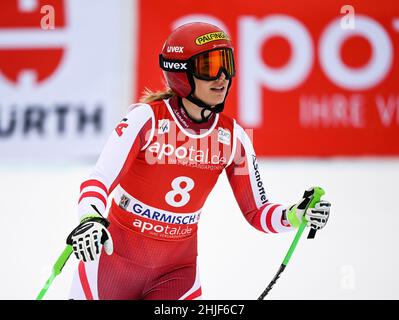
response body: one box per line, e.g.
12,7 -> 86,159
192,49 -> 235,79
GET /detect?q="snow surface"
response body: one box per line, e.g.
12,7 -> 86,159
0,158 -> 398,299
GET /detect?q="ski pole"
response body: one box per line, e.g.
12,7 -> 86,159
36,245 -> 73,300
257,187 -> 325,300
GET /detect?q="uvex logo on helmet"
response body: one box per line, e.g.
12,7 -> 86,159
166,46 -> 184,53
0,0 -> 66,85
162,61 -> 188,71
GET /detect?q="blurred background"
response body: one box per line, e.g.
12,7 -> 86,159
0,0 -> 398,299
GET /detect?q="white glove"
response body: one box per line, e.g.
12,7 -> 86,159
286,187 -> 331,230
66,212 -> 113,262
305,200 -> 331,230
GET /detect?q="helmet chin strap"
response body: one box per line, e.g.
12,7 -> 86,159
185,95 -> 223,122
184,74 -> 233,123
178,96 -> 212,124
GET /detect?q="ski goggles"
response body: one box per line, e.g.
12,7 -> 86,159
160,48 -> 235,80
191,48 -> 235,80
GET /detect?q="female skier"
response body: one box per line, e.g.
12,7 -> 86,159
67,22 -> 331,300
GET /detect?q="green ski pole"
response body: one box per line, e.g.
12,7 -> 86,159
258,187 -> 325,300
36,245 -> 73,300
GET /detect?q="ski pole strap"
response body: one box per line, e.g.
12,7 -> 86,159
307,228 -> 317,239
305,187 -> 325,239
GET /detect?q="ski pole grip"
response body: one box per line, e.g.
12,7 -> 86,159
305,187 -> 325,239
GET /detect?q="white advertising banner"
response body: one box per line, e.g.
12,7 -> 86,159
0,0 -> 134,160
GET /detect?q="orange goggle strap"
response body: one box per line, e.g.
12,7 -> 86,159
159,55 -> 190,73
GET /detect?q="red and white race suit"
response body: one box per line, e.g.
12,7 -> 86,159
70,96 -> 294,300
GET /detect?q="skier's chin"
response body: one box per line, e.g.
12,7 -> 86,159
203,96 -> 225,107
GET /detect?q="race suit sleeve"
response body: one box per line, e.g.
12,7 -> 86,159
77,103 -> 155,220
225,121 -> 294,234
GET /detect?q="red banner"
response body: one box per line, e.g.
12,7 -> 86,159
136,0 -> 399,156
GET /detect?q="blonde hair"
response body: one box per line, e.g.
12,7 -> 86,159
139,87 -> 176,103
